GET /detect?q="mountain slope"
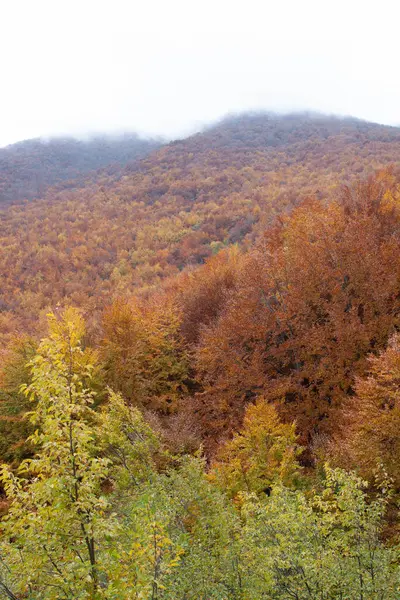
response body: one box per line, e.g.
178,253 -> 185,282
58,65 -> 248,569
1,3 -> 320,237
2,113 -> 400,344
0,134 -> 162,204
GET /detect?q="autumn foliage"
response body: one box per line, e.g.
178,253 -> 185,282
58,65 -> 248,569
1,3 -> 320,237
101,296 -> 188,412
2,114 -> 400,348
194,171 -> 400,456
2,114 -> 400,472
3,115 -> 400,596
209,399 -> 302,499
342,334 -> 400,491
0,134 -> 160,204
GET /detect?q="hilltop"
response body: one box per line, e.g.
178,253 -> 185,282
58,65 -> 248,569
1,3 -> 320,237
3,114 -> 400,539
1,112 -> 400,345
0,133 -> 162,204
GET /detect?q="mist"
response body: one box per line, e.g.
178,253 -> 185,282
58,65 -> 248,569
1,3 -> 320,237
1,0 -> 399,147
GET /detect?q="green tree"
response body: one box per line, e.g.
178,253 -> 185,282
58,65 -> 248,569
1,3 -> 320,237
2,309 -> 399,600
97,397 -> 240,598
0,309 -> 114,599
240,466 -> 400,599
147,457 -> 241,599
0,310 -> 185,599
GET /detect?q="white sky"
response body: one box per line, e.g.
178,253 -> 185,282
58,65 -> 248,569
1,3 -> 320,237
1,0 -> 399,147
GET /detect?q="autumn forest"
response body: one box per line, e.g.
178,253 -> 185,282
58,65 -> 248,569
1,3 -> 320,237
2,113 -> 400,598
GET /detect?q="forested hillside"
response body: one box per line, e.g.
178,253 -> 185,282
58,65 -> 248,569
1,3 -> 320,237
0,133 -> 161,204
2,113 -> 400,344
2,114 -> 400,598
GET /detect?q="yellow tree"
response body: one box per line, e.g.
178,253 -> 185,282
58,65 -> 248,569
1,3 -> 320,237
102,295 -> 188,412
0,309 -> 112,599
209,399 -> 302,499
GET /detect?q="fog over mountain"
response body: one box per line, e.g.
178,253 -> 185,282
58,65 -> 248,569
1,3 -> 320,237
3,1 -> 400,589
1,0 -> 400,146
0,134 -> 162,203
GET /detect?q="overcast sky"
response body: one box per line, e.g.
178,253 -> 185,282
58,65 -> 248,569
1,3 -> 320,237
1,0 -> 399,147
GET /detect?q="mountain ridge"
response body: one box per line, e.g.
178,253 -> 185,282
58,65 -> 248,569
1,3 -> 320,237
2,112 -> 400,347
0,133 -> 162,204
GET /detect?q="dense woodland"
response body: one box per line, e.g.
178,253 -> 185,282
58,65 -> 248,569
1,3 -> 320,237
2,114 -> 400,347
2,114 -> 400,598
0,134 -> 161,204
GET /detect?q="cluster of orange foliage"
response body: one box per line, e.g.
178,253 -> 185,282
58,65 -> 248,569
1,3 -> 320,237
94,170 -> 400,469
3,114 -> 400,477
2,114 -> 400,351
338,333 -> 400,490
193,171 -> 400,456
